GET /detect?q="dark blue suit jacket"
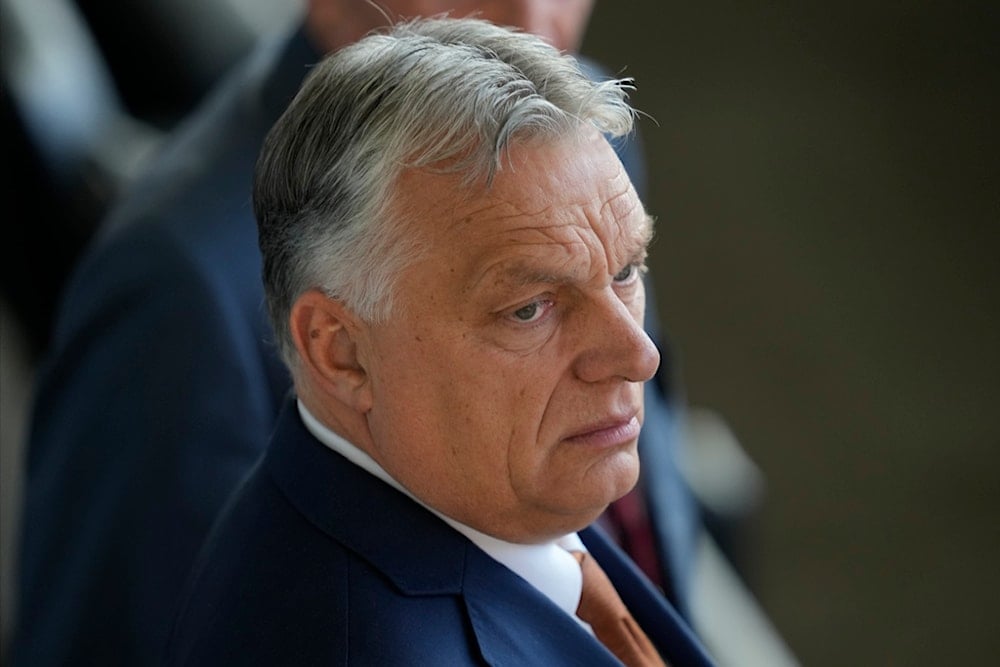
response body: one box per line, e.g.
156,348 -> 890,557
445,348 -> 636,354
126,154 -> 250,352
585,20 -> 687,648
15,24 -> 696,667
165,402 -> 714,667
14,29 -> 308,667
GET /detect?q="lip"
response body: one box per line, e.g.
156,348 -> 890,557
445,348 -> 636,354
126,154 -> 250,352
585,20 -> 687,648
562,413 -> 641,449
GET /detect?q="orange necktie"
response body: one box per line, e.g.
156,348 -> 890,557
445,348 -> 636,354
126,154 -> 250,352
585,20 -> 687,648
573,551 -> 668,667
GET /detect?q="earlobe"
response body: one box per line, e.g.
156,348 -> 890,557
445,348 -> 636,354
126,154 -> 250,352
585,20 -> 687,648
290,290 -> 373,412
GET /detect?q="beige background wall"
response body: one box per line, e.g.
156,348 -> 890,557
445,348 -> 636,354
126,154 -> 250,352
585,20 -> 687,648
582,2 -> 999,665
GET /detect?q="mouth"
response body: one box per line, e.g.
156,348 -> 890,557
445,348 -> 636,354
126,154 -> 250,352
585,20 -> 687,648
562,412 -> 641,449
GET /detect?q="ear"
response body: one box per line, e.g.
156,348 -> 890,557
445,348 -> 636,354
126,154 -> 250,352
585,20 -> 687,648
289,289 -> 373,413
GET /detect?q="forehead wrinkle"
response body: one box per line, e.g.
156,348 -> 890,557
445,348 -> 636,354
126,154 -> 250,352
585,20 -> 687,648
597,186 -> 654,271
440,204 -> 510,236
421,142 -> 645,295
466,192 -> 640,296
443,191 -> 559,236
465,236 -> 592,295
458,202 -> 599,254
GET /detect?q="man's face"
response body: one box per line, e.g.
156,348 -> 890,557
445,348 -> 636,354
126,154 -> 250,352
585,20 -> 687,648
316,1 -> 595,53
356,130 -> 659,543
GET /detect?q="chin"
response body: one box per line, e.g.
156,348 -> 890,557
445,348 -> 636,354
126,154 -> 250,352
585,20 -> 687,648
571,468 -> 640,527
601,447 -> 642,498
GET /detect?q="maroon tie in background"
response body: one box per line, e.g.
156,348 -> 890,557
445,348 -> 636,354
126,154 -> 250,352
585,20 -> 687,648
605,487 -> 663,589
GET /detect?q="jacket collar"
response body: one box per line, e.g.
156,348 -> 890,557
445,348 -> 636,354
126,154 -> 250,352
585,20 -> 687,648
462,544 -> 626,667
265,399 -> 467,595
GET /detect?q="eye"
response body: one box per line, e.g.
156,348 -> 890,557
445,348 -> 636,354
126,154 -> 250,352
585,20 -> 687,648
613,263 -> 642,285
507,299 -> 553,324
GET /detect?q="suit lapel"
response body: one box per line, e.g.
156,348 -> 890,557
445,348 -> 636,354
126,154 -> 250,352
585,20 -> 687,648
462,546 -> 623,667
265,400 -> 466,595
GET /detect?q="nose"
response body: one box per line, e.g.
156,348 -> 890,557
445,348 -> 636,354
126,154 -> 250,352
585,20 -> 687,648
572,290 -> 661,385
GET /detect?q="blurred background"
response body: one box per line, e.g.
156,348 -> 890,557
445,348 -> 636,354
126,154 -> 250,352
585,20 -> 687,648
2,1 -> 998,665
585,1 -> 1000,665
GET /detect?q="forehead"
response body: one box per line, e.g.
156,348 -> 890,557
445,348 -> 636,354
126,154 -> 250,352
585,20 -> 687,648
394,133 -> 651,282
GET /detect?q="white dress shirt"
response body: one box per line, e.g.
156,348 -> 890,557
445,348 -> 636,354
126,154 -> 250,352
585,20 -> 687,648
297,401 -> 588,625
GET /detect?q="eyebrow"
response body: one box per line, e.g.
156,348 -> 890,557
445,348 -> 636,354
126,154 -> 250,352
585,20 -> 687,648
609,212 -> 655,271
631,214 -> 656,260
499,264 -> 578,289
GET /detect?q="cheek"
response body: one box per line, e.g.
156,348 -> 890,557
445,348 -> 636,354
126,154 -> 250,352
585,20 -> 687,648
501,377 -> 572,474
471,366 -> 550,454
379,336 -> 529,443
375,325 -> 572,480
442,359 -> 561,486
628,281 -> 648,323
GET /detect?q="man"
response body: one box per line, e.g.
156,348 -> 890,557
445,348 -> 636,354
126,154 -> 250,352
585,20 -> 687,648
15,2 -> 697,666
166,17 -> 713,666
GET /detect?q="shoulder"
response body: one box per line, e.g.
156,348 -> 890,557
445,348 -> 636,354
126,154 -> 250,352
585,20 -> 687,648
164,467 -> 347,664
41,218 -> 257,379
165,466 -> 482,666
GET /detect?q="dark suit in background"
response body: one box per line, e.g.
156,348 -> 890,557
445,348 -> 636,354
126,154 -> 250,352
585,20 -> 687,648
14,24 -> 694,667
13,28 -> 305,666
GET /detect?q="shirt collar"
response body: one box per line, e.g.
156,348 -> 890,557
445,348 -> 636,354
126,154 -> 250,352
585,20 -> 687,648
296,400 -> 587,621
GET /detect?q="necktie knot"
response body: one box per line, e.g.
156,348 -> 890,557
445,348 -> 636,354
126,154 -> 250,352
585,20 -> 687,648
572,551 -> 667,667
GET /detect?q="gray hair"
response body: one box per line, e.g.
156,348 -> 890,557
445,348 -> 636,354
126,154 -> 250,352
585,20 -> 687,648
254,17 -> 637,367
